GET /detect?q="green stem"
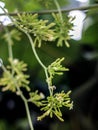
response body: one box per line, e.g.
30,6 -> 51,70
1,59 -> 34,130
4,28 -> 13,59
25,33 -> 52,95
26,34 -> 46,70
2,65 -> 34,130
25,99 -> 34,130
17,87 -> 34,130
54,0 -> 63,22
0,7 -> 34,130
0,6 -> 13,59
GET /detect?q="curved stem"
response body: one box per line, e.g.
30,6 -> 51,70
25,33 -> 52,95
0,7 -> 34,130
26,33 -> 46,70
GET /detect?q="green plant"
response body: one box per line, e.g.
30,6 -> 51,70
0,1 -> 74,130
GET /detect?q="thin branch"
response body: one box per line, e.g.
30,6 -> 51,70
0,4 -> 98,16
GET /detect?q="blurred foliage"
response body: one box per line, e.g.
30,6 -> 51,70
82,22 -> 98,45
1,0 -> 69,11
36,0 -> 69,9
1,0 -> 41,11
0,58 -> 30,92
81,4 -> 98,49
0,119 -> 29,130
0,0 -> 98,130
2,29 -> 21,45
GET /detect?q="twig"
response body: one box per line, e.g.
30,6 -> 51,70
0,4 -> 98,16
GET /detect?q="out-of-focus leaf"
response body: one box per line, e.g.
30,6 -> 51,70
81,22 -> 98,46
36,0 -> 69,9
4,0 -> 42,11
86,8 -> 98,22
